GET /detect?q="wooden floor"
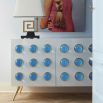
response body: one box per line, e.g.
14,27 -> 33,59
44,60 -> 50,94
0,93 -> 92,103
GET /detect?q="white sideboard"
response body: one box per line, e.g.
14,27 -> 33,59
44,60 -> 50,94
11,38 -> 92,87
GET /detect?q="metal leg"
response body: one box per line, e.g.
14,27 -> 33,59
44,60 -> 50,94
20,86 -> 23,94
13,86 -> 21,101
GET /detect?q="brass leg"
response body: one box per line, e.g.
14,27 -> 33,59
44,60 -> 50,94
20,86 -> 23,94
13,86 -> 21,101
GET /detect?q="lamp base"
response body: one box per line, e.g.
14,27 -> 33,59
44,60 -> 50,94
21,32 -> 39,39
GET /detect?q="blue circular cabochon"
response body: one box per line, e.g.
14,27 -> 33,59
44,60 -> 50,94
60,72 -> 69,81
15,59 -> 24,67
43,44 -> 52,53
74,44 -> 83,53
15,45 -> 24,53
89,59 -> 92,66
89,72 -> 92,80
15,72 -> 23,81
44,72 -> 52,81
60,44 -> 69,53
43,58 -> 52,67
29,72 -> 37,81
30,44 -> 38,53
60,58 -> 69,67
75,72 -> 84,81
29,58 -> 38,67
88,44 -> 92,52
74,58 -> 84,67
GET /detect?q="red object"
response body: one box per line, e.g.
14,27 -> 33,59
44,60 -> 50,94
48,0 -> 74,32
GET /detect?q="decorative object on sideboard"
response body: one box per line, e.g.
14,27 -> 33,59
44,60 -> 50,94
13,0 -> 45,39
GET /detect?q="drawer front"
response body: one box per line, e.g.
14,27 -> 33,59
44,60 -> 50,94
11,39 -> 56,86
56,39 -> 92,86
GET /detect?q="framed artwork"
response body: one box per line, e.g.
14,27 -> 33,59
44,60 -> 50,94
38,0 -> 86,32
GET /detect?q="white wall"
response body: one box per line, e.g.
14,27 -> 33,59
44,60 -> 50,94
0,0 -> 22,91
0,0 -> 91,92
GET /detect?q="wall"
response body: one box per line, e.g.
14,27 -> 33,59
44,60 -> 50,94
0,0 -> 91,92
0,0 -> 24,92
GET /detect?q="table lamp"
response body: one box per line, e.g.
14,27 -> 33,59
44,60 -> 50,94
13,0 -> 45,39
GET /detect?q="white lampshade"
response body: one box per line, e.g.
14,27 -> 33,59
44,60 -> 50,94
13,0 -> 45,17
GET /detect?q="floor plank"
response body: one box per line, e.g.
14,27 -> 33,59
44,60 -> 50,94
0,93 -> 92,103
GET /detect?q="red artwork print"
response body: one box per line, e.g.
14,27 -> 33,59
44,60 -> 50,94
40,0 -> 74,32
